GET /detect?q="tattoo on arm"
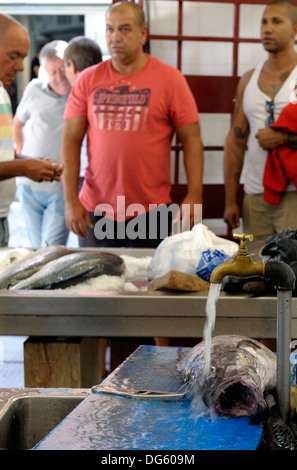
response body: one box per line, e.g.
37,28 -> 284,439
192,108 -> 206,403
234,126 -> 249,140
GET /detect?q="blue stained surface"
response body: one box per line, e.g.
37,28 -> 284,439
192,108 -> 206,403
34,346 -> 263,450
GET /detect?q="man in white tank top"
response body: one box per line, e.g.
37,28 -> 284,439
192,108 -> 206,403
224,0 -> 297,241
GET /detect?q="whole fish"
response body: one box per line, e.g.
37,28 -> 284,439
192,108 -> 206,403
177,334 -> 276,418
0,245 -> 70,289
10,251 -> 125,290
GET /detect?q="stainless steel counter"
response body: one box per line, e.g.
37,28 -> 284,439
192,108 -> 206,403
0,246 -> 296,340
0,387 -> 90,449
0,289 -> 296,339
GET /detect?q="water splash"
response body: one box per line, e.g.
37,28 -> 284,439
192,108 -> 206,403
203,283 -> 221,375
177,282 -> 221,420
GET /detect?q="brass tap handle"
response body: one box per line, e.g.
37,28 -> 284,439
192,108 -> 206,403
233,233 -> 254,253
233,233 -> 254,243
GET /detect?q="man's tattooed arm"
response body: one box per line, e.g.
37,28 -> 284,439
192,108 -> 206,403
234,125 -> 249,141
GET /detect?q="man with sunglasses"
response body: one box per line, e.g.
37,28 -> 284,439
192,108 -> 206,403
224,0 -> 297,241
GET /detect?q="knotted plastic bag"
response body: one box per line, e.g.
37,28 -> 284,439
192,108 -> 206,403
147,223 -> 238,282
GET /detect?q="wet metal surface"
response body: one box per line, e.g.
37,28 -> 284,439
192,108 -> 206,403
34,346 -> 262,450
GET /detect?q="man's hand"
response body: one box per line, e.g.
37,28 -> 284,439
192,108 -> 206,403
223,202 -> 241,229
65,199 -> 93,238
256,128 -> 286,151
44,158 -> 64,178
23,158 -> 64,182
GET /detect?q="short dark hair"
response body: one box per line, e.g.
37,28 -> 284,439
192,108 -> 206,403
63,36 -> 102,71
267,0 -> 297,25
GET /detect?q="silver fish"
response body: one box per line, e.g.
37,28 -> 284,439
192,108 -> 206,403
10,251 -> 125,290
177,334 -> 277,418
0,245 -> 71,289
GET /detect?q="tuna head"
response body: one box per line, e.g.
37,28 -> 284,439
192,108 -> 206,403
178,335 -> 277,418
205,367 -> 267,418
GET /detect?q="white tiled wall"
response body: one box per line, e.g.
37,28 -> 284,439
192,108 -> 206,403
149,40 -> 178,68
141,1 -> 268,188
182,1 -> 235,38
147,0 -> 178,35
237,43 -> 267,76
239,4 -> 266,37
173,113 -> 231,185
141,0 -> 267,234
181,41 -> 234,76
146,1 -> 266,72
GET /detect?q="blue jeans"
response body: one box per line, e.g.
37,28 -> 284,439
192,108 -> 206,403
17,184 -> 69,247
0,217 -> 9,247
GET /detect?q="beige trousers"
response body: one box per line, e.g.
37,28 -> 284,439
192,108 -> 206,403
242,191 -> 297,241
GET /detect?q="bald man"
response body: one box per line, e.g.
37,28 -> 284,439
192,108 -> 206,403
0,14 -> 62,246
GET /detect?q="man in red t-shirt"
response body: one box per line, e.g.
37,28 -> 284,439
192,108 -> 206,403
61,1 -> 204,248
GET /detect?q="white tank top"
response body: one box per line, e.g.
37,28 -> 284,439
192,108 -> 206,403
242,61 -> 297,194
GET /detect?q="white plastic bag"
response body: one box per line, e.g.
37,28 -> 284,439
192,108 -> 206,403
147,223 -> 238,282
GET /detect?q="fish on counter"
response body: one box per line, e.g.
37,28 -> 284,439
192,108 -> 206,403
0,245 -> 71,289
10,251 -> 125,290
177,334 -> 277,419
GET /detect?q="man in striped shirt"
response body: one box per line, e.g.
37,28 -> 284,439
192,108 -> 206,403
0,14 -> 61,246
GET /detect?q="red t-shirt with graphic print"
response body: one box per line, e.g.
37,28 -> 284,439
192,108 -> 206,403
64,55 -> 199,221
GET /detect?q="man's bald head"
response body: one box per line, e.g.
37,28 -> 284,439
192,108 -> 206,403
0,14 -> 26,41
0,14 -> 30,86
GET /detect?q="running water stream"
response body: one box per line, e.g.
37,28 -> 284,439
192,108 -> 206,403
203,283 -> 221,375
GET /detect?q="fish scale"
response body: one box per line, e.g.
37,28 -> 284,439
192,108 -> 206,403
0,245 -> 70,289
10,251 -> 125,290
